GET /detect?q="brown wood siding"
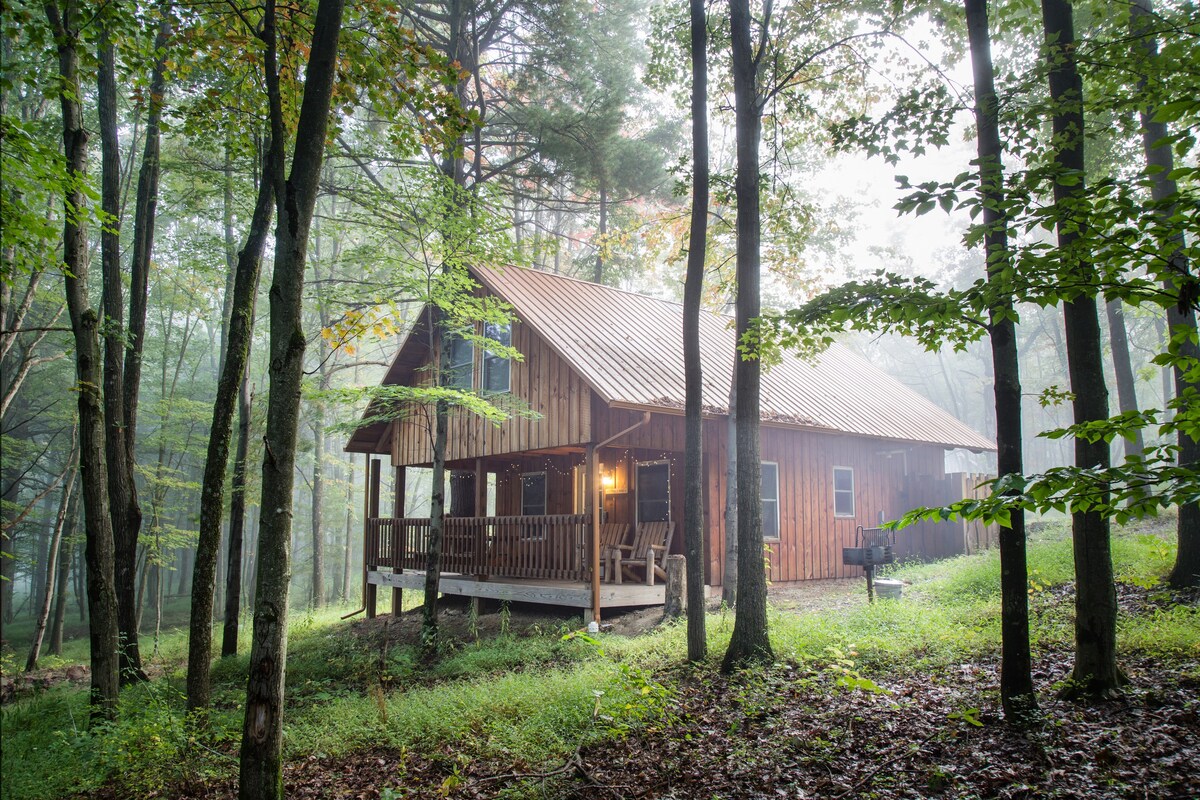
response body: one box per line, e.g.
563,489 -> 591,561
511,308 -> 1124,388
391,319 -> 593,467
704,428 -> 954,584
494,454 -> 581,516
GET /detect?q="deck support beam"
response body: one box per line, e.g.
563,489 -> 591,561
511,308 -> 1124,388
365,457 -> 381,619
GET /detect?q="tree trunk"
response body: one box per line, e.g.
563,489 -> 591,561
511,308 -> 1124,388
1041,0 -> 1124,699
722,0 -> 772,672
124,8 -> 171,460
683,0 -> 709,664
27,456 -> 77,671
238,1 -> 344,795
189,136 -> 276,710
1129,0 -> 1200,588
420,1 -> 473,659
422,397 -> 449,658
31,497 -> 52,617
222,377 -> 253,657
311,419 -> 326,609
47,0 -> 121,720
594,173 -> 608,284
722,367 -> 738,607
97,24 -> 147,684
50,502 -> 77,656
965,0 -> 1036,721
662,554 -> 686,621
1105,299 -> 1144,461
342,455 -> 354,603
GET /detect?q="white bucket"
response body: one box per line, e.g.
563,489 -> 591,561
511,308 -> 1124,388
874,579 -> 903,600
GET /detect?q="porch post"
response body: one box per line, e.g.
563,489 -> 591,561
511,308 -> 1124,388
392,465 -> 405,617
587,442 -> 600,624
474,458 -> 486,517
366,457 -> 381,619
363,454 -> 376,619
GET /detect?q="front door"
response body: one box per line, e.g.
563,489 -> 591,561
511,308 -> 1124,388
635,461 -> 670,525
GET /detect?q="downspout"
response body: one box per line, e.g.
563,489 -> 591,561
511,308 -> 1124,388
591,411 -> 652,626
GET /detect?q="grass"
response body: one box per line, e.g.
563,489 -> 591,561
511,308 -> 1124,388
1,517 -> 1197,800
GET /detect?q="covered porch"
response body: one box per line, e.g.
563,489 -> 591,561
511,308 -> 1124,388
358,419 -> 679,621
363,514 -> 667,619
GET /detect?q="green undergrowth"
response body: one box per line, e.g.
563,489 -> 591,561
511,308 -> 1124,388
2,519 -> 1196,800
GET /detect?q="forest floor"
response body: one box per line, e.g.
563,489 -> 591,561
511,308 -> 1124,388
2,518 -> 1198,800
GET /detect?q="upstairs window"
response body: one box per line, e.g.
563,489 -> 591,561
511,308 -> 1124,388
762,462 -> 780,540
833,466 -> 855,518
482,321 -> 512,393
446,334 -> 474,389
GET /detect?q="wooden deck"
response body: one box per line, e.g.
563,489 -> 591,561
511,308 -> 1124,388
366,569 -> 666,612
365,514 -> 674,617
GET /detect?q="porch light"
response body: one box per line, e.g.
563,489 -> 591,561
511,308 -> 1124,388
601,471 -> 616,490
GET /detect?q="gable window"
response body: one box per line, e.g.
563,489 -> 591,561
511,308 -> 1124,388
521,472 -> 547,516
482,321 -> 512,393
762,462 -> 780,540
833,466 -> 855,518
446,334 -> 474,389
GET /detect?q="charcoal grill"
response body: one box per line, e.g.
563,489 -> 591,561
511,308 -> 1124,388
842,525 -> 896,603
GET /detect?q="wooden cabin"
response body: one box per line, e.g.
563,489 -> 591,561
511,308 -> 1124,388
345,265 -> 995,622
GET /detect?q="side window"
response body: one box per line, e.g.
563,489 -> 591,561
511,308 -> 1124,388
521,472 -> 547,516
446,334 -> 474,389
636,461 -> 670,524
761,462 -> 779,540
833,466 -> 855,518
482,321 -> 512,393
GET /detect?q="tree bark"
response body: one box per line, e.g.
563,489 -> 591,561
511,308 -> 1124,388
722,0 -> 772,671
189,136 -> 276,710
341,455 -> 355,603
124,8 -> 171,456
50,502 -> 77,656
222,376 -> 253,657
1129,0 -> 1200,588
238,0 -> 344,794
683,0 -> 709,664
722,377 -> 738,607
421,0 -> 473,659
27,453 -> 77,671
311,415 -> 326,608
1041,0 -> 1124,699
46,0 -> 121,720
97,22 -> 147,684
965,0 -> 1036,721
1105,299 -> 1144,461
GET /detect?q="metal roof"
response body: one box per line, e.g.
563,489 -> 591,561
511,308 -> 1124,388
471,265 -> 995,452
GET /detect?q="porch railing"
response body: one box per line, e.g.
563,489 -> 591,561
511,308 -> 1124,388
366,514 -> 590,582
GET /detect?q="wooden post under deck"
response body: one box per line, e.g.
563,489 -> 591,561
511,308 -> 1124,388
363,454 -> 375,619
365,457 -> 381,619
392,465 -> 405,617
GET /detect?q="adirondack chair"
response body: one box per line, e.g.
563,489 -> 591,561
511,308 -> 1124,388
613,521 -> 675,585
598,523 -> 631,583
